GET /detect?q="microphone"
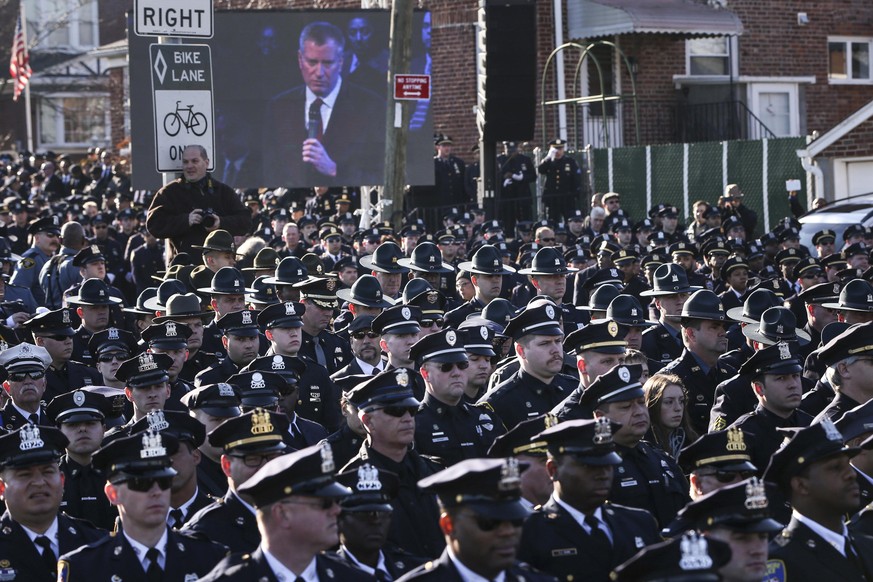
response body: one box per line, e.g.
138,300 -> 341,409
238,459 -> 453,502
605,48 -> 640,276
307,105 -> 320,141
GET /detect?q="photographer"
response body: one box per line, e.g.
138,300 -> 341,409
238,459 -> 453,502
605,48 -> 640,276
146,144 -> 252,259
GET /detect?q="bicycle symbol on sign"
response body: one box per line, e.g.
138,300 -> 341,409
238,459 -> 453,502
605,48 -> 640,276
163,101 -> 208,137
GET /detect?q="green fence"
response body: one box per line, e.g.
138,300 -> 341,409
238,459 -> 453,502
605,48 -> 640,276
592,137 -> 807,237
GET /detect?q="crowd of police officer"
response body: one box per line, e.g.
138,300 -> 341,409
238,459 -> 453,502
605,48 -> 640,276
2,142 -> 873,580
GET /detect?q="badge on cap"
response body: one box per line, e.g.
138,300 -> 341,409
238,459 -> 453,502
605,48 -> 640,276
744,477 -> 768,510
479,326 -> 489,340
147,410 -> 169,432
218,383 -> 235,397
320,441 -> 335,474
250,372 -> 265,389
545,305 -> 555,319
326,280 -> 336,291
427,291 -> 438,304
73,390 -> 86,406
821,417 -> 842,442
593,417 -> 613,445
498,457 -> 521,491
777,342 -> 791,361
356,463 -> 382,491
165,322 -> 177,337
138,353 -> 158,372
617,366 -> 631,382
401,307 -> 411,320
140,430 -> 167,458
726,427 -> 747,451
271,355 -> 285,370
62,309 -> 71,324
108,327 -> 119,340
285,303 -> 296,316
20,344 -> 30,354
241,311 -> 253,325
395,369 -> 409,387
251,408 -> 274,435
446,330 -> 457,346
19,424 -> 44,450
678,532 -> 713,570
607,321 -> 619,337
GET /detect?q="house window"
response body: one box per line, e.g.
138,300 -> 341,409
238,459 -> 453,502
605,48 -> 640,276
38,95 -> 110,147
27,0 -> 99,52
828,37 -> 871,83
686,36 -> 738,76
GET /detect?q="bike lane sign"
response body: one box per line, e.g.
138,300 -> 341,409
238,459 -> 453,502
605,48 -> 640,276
149,43 -> 215,172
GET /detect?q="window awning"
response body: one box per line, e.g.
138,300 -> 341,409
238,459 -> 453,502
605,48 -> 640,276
567,0 -> 744,40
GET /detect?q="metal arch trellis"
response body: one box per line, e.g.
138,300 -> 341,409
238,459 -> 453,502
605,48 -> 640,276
540,40 -> 640,150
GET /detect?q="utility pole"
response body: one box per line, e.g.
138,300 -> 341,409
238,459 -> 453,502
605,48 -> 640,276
382,0 -> 414,230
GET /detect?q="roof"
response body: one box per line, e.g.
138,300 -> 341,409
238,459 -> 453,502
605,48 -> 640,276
567,0 -> 744,40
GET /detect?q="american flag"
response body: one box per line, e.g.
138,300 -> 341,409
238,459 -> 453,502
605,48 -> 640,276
9,9 -> 31,102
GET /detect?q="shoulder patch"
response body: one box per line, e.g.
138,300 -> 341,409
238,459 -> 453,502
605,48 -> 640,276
18,257 -> 35,269
765,559 -> 786,581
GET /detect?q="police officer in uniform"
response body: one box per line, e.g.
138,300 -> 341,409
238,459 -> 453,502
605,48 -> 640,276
400,457 -> 557,581
104,352 -> 176,439
577,364 -> 689,528
518,418 -> 660,582
0,424 -> 107,581
57,430 -> 228,580
182,408 -> 290,553
195,309 -> 263,386
445,245 -> 517,329
198,442 -> 371,581
538,138 -> 582,208
140,320 -> 195,412
611,531 -> 731,582
640,264 -> 698,370
410,329 -> 505,466
152,292 -> 219,384
0,343 -> 53,429
294,276 -> 352,374
814,321 -> 873,423
479,302 -> 576,430
46,388 -> 118,531
497,141 -> 536,201
766,420 -> 873,582
10,215 -> 61,305
517,247 -> 586,333
433,135 -> 467,206
67,277 -> 124,367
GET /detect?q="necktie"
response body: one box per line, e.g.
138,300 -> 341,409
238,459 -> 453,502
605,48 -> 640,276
314,338 -> 327,368
376,569 -> 393,581
35,536 -> 56,575
169,508 -> 184,528
29,413 -> 39,425
584,514 -> 612,555
372,366 -> 380,376
845,535 -> 871,580
145,547 -> 162,582
308,98 -> 324,141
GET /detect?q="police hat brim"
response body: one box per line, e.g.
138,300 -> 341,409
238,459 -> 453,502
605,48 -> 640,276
153,311 -> 213,324
126,371 -> 170,388
33,327 -> 76,337
559,450 -> 623,466
222,327 -> 261,337
517,265 -> 579,276
67,294 -> 123,306
741,325 -> 811,346
336,288 -> 395,309
240,393 -> 279,409
341,499 -> 394,512
2,449 -> 63,468
57,410 -> 105,424
112,466 -> 178,482
226,439 -> 288,455
639,284 -> 701,297
359,255 -> 410,274
821,300 -> 873,313
247,295 -> 282,307
703,459 -> 758,473
199,405 -> 241,418
311,480 -> 356,498
397,257 -> 455,274
724,306 -> 758,324
362,395 -> 421,412
715,516 -> 784,533
380,322 -> 421,336
456,261 -> 516,276
464,499 -> 531,522
147,338 -> 189,350
196,286 -> 257,295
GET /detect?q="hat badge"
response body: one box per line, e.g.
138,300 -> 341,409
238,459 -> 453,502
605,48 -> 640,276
271,355 -> 285,370
617,366 -> 631,382
250,372 -> 266,389
91,244 -> 100,254
493,259 -> 499,267
479,326 -> 489,340
429,255 -> 436,263
401,307 -> 411,320
678,532 -> 713,571
607,321 -> 619,338
147,410 -> 170,432
21,343 -> 30,354
62,310 -> 71,324
108,327 -> 119,340
140,430 -> 167,458
776,324 -> 783,334
446,330 -> 457,346
241,311 -> 253,325
250,408 -> 274,435
320,441 -> 335,474
73,390 -> 86,406
744,477 -> 769,510
821,417 -> 842,442
165,322 -> 177,337
777,342 -> 791,361
427,291 -> 438,304
98,289 -> 105,297
725,427 -> 747,451
545,305 -> 555,319
356,463 -> 382,491
326,279 -> 336,291
19,423 -> 45,451
498,457 -> 521,491
138,353 -> 158,371
671,274 -> 679,282
218,383 -> 235,397
554,258 -> 560,265
395,369 -> 409,387
285,302 -> 296,316
593,417 -> 614,445
630,307 -> 638,316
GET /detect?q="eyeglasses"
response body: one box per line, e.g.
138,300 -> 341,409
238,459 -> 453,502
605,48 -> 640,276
420,319 -> 445,329
231,452 -> 283,467
380,406 -> 418,418
281,498 -> 338,510
471,514 -> 525,531
434,361 -> 470,373
8,370 -> 45,382
699,469 -> 756,483
124,476 -> 174,492
351,331 -> 379,340
98,352 -> 129,363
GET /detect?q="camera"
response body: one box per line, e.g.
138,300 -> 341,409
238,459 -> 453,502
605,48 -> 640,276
199,208 -> 217,229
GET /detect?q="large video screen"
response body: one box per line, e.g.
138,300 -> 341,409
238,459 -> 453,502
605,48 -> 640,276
129,10 -> 434,190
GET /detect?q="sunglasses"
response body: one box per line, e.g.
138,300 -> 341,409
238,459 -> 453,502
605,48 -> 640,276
98,352 -> 130,363
9,370 -> 45,382
472,514 -> 525,531
124,476 -> 173,492
351,331 -> 379,340
380,406 -> 418,418
421,319 -> 445,329
282,497 -> 338,510
700,469 -> 756,483
434,361 -> 470,373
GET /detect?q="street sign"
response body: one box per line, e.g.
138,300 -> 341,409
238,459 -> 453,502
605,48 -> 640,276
394,74 -> 431,100
135,0 -> 213,38
149,44 -> 214,172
